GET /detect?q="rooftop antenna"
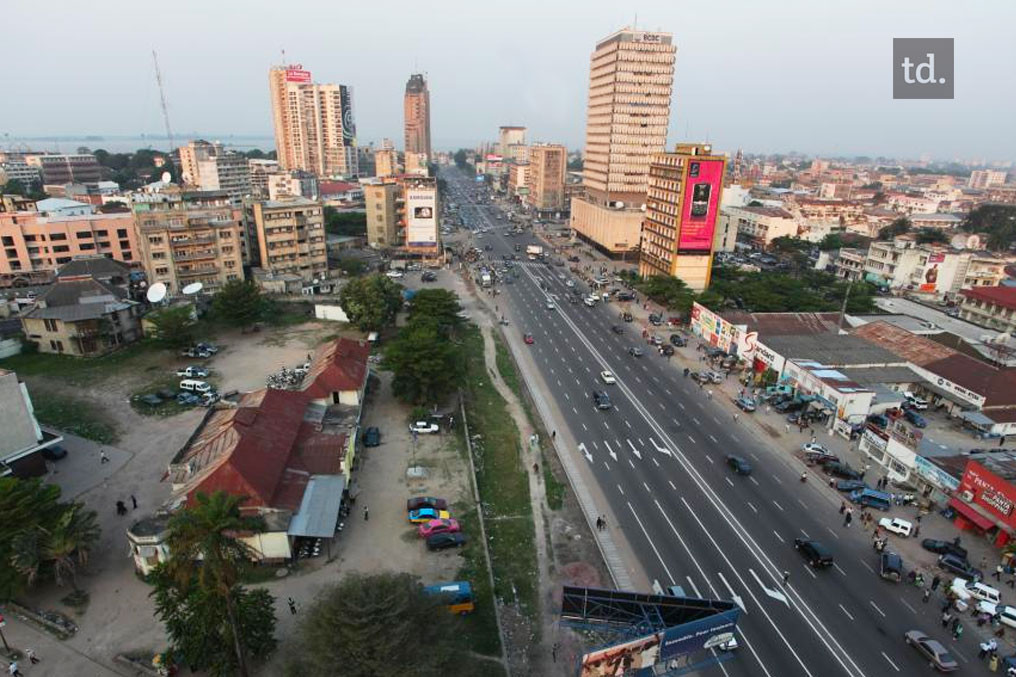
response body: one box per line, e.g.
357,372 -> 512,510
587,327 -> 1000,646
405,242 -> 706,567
151,51 -> 175,153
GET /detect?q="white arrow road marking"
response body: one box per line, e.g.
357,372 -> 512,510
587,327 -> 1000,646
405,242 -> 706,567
650,438 -> 672,456
749,568 -> 789,607
716,572 -> 746,614
626,439 -> 642,460
603,440 -> 617,462
579,443 -> 592,463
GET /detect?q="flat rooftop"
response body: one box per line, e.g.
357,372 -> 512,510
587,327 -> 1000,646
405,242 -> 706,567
762,333 -> 903,367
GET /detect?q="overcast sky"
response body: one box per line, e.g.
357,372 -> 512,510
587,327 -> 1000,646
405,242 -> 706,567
3,0 -> 1014,162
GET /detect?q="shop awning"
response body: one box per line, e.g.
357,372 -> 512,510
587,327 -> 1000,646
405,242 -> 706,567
948,497 -> 997,531
959,411 -> 996,428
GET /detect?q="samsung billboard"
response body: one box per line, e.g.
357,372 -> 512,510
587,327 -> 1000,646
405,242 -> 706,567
407,189 -> 438,247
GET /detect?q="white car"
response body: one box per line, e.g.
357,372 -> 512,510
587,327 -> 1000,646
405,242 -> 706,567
600,371 -> 616,385
545,300 -> 556,310
409,421 -> 440,434
801,442 -> 831,455
176,366 -> 209,378
878,517 -> 913,537
385,270 -> 404,279
904,392 -> 929,410
980,603 -> 1016,629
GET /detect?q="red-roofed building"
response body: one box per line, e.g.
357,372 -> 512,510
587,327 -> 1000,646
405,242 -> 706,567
960,286 -> 1016,334
302,337 -> 371,406
319,181 -> 364,203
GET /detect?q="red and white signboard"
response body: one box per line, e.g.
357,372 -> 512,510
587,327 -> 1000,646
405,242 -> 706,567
286,69 -> 311,83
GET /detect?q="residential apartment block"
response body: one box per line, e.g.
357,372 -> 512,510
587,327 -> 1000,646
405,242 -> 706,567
179,140 -> 252,198
404,74 -> 431,159
25,154 -> 102,185
969,170 -> 1007,190
526,143 -> 566,213
133,190 -> 245,294
959,287 -> 1016,334
863,238 -> 1010,296
250,197 -> 328,282
364,182 -> 400,248
724,205 -> 798,249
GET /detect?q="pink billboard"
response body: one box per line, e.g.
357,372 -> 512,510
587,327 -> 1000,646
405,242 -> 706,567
677,159 -> 724,253
286,69 -> 311,83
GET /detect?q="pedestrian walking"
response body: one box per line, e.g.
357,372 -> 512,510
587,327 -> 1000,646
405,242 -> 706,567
363,505 -> 369,522
997,564 -> 1004,581
839,501 -> 846,515
923,588 -> 931,603
595,516 -> 603,531
954,623 -> 964,640
706,390 -> 713,399
288,597 -> 297,615
782,570 -> 790,585
131,494 -> 138,510
99,449 -> 110,464
8,661 -> 23,677
810,434 -> 817,444
932,574 -> 942,590
844,509 -> 853,527
600,515 -> 607,530
551,430 -> 556,441
552,642 -> 560,663
951,616 -> 960,632
733,413 -> 739,423
989,653 -> 999,672
785,423 -> 791,434
116,500 -> 127,516
24,650 -> 38,665
942,611 -> 952,628
533,462 -> 539,473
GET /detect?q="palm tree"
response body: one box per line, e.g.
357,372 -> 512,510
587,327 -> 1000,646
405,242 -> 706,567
166,491 -> 265,677
43,505 -> 100,589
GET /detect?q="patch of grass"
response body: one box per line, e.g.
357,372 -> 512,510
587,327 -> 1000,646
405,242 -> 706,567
31,390 -> 119,444
459,326 -> 539,625
0,340 -> 163,386
493,334 -> 521,399
541,449 -> 566,511
452,494 -> 503,658
264,301 -> 315,327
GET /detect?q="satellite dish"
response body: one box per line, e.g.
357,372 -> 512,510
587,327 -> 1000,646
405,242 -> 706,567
146,282 -> 167,303
997,332 -> 1012,344
182,282 -> 203,296
161,171 -> 172,183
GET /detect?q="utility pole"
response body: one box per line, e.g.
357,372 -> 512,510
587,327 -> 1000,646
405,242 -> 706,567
151,51 -> 175,152
837,279 -> 853,331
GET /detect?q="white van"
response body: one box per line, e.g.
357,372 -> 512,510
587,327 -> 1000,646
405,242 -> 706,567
952,578 -> 1002,606
179,379 -> 212,394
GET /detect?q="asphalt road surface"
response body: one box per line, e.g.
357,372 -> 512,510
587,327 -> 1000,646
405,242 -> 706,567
443,169 -> 989,677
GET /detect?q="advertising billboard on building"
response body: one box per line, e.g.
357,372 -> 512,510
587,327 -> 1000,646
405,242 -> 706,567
959,460 -> 1016,528
340,86 -> 356,144
285,68 -> 311,83
677,159 -> 724,253
407,189 -> 437,247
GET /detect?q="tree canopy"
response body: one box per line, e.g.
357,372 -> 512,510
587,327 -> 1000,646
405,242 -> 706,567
285,572 -> 462,677
703,266 -> 877,314
962,204 -> 1016,252
382,288 -> 463,405
213,279 -> 266,329
914,228 -> 951,245
878,216 -> 911,241
147,305 -> 197,349
1,478 -> 100,598
636,276 -> 697,316
339,275 -> 403,331
406,288 -> 463,334
324,207 -> 367,236
2,178 -> 47,200
453,149 -> 471,169
769,236 -> 813,254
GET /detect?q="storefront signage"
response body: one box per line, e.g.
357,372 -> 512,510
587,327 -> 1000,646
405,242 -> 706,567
980,486 -> 1014,517
960,460 -> 1016,527
913,456 -> 960,492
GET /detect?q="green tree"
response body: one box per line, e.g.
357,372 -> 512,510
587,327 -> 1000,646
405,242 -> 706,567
407,288 -> 462,334
818,233 -> 845,250
157,491 -> 274,677
147,305 -> 197,349
334,256 -> 367,277
637,276 -> 696,315
384,321 -> 459,404
878,216 -> 911,240
339,275 -> 403,331
453,149 -> 470,169
962,204 -> 1016,251
286,572 -> 460,677
213,279 -> 266,329
567,156 -> 583,171
769,236 -> 812,254
747,200 -> 764,207
915,228 -> 950,245
323,207 -> 367,236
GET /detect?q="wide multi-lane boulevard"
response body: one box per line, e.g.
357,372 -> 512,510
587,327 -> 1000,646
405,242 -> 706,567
443,168 -> 982,676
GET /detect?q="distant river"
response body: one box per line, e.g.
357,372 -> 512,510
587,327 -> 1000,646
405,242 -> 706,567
4,134 -> 276,154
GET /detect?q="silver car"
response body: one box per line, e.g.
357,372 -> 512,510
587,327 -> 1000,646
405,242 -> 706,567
904,630 -> 957,672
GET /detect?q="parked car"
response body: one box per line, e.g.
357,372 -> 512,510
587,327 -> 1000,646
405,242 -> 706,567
824,462 -> 863,481
176,366 -> 209,378
835,480 -> 867,492
802,441 -> 831,455
600,370 -> 617,385
648,313 -> 663,326
410,421 -> 440,434
137,393 -> 163,407
735,396 -> 756,412
660,344 -> 675,356
42,445 -> 68,461
903,630 -> 958,672
426,532 -> 468,551
705,371 -> 723,383
669,334 -> 688,347
938,553 -> 982,580
690,371 -> 708,383
386,270 -> 404,279
880,552 -> 904,582
611,325 -> 625,334
921,539 -> 968,560
176,392 -> 201,406
363,427 -> 381,447
726,455 -> 753,475
903,408 -> 927,428
794,538 -> 834,568
628,347 -> 644,357
408,508 -> 451,523
878,517 -> 914,537
775,399 -> 804,413
951,577 -> 1002,605
407,497 -> 448,512
418,518 -> 460,538
545,300 -> 556,310
904,392 -> 929,410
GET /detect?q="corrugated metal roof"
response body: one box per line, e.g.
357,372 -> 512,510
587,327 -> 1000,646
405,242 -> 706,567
288,475 -> 346,537
852,321 -> 955,366
302,338 -> 370,398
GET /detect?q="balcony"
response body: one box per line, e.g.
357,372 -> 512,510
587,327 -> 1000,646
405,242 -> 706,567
178,265 -> 219,277
171,235 -> 216,247
173,249 -> 218,262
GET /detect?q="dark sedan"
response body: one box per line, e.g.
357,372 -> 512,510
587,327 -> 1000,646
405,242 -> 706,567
922,539 -> 968,560
726,455 -> 753,476
42,445 -> 68,461
407,496 -> 449,512
426,533 -> 467,551
835,480 -> 867,492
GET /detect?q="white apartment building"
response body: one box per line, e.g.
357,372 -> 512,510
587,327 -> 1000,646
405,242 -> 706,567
968,170 -> 1007,190
725,205 -> 798,249
863,238 -> 1011,296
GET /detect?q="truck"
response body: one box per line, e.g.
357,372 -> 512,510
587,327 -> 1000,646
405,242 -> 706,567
479,270 -> 493,287
526,245 -> 544,261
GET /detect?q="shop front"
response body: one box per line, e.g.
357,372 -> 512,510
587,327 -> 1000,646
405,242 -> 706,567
953,460 -> 1016,549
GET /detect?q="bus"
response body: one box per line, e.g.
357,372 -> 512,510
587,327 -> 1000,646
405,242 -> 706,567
423,581 -> 475,614
849,488 -> 892,511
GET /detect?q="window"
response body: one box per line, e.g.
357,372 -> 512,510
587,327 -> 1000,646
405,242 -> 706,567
155,267 -> 169,275
79,243 -> 96,251
50,232 -> 67,241
76,231 -> 93,239
49,340 -> 65,353
56,256 -> 72,264
44,318 -> 58,332
148,236 -> 163,245
117,229 -> 128,238
1,236 -> 13,246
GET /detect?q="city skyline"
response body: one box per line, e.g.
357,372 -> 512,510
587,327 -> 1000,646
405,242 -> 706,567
2,0 -> 1015,161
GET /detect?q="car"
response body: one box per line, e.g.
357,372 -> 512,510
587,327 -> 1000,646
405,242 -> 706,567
592,390 -> 613,410
600,371 -> 616,385
735,396 -> 756,412
660,344 -> 675,356
794,538 -> 834,568
408,508 -> 451,523
775,399 -> 804,413
988,604 -> 1016,629
801,442 -> 831,455
878,517 -> 914,537
407,496 -> 449,511
628,347 -> 644,357
611,325 -> 625,334
648,335 -> 663,346
648,313 -> 663,326
824,462 -> 863,480
669,334 -> 687,347
938,553 -> 982,580
951,577 -> 1002,605
835,480 -> 867,492
42,445 -> 68,461
620,312 -> 634,322
363,427 -> 381,447
385,270 -> 404,279
583,296 -> 597,307
903,630 -> 958,672
568,256 -> 580,263
617,291 -> 635,301
726,455 -> 752,475
565,280 -> 575,288
545,300 -> 556,310
137,393 -> 163,406
705,371 -> 724,384
921,539 -> 968,560
195,342 -> 218,355
176,366 -> 209,378
176,392 -> 201,406
903,392 -> 929,410
880,551 -> 904,582
690,371 -> 708,383
421,271 -> 437,282
180,348 -> 211,359
426,532 -> 468,551
524,333 -> 534,345
409,421 -> 440,434
903,408 -> 927,428
418,518 -> 461,538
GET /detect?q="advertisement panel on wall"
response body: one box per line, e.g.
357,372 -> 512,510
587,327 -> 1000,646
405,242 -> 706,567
406,189 -> 437,247
340,86 -> 356,144
677,159 -> 724,253
918,252 -> 946,292
285,67 -> 311,83
960,461 -> 1016,527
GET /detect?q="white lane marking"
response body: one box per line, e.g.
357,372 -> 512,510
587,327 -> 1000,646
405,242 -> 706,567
800,564 -> 817,579
731,435 -> 741,443
747,501 -> 758,514
665,389 -> 672,395
797,499 -> 808,510
687,435 -> 696,444
881,652 -> 900,672
643,482 -> 651,494
652,457 -> 660,467
800,529 -> 810,539
579,443 -> 592,463
603,461 -> 611,471
713,416 -> 721,425
899,598 -> 917,614
556,379 -> 562,387
825,527 -> 840,540
708,434 -> 719,444
678,402 -> 685,410
635,376 -> 642,383
685,576 -> 702,598
772,500 -> 785,512
859,559 -> 874,573
668,480 -> 677,491
625,502 -> 673,581
650,438 -> 672,457
772,475 -> 783,485
572,407 -> 578,415
716,572 -> 746,613
637,438 -> 645,447
749,476 -> 760,486
626,439 -> 642,460
749,452 -> 759,461
616,484 -> 625,495
591,440 -> 599,450
834,564 -> 847,576
869,600 -> 886,617
581,422 -> 587,431
563,392 -> 570,400
628,459 -> 635,469
704,454 -> 714,464
772,531 -> 785,543
624,419 -> 632,429
838,604 -> 854,620
692,417 -> 700,425
603,440 -> 617,462
748,568 -> 788,607
604,420 -> 611,430
725,477 -> 734,487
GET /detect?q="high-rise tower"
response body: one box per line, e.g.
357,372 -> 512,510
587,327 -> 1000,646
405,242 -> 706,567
404,74 -> 431,159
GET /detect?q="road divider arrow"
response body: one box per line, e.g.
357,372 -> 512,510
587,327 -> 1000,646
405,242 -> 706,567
749,568 -> 789,608
650,438 -> 672,457
626,439 -> 642,460
578,443 -> 593,463
603,440 -> 618,462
